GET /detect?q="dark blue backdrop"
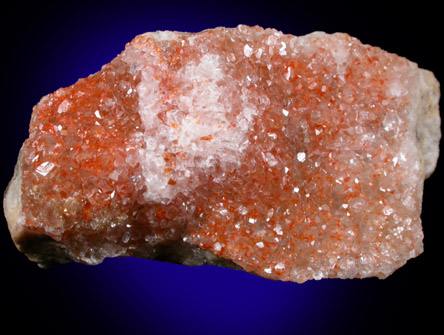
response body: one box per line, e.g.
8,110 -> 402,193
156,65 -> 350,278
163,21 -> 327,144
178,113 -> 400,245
1,1 -> 441,334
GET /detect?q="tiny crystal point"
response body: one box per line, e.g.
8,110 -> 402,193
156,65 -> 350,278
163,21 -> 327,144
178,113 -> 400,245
3,25 -> 440,283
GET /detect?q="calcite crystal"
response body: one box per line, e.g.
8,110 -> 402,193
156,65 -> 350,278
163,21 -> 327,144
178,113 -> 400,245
4,25 -> 440,283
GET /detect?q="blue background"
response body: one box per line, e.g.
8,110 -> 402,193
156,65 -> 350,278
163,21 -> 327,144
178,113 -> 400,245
1,1 -> 441,334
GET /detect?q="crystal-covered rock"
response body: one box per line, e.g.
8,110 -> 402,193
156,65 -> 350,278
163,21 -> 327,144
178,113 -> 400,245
4,25 -> 440,282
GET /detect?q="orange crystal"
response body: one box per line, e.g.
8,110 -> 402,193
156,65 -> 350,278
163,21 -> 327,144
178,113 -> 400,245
4,25 -> 440,282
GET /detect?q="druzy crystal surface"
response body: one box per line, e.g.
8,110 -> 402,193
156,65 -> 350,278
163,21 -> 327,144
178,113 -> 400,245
4,25 -> 440,282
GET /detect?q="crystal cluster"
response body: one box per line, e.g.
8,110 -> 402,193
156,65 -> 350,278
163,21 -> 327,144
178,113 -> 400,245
4,25 -> 440,282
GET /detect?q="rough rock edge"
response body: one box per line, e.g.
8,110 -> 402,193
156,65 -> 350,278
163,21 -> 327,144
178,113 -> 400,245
417,69 -> 441,178
3,57 -> 440,276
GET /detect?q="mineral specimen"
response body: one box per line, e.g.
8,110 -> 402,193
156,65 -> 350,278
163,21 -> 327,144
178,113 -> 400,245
4,25 -> 440,283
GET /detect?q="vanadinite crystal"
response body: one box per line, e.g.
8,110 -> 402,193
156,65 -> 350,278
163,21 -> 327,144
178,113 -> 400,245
4,25 -> 441,282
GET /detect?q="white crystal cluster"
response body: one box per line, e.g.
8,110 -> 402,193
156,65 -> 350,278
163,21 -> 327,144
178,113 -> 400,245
123,35 -> 262,203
